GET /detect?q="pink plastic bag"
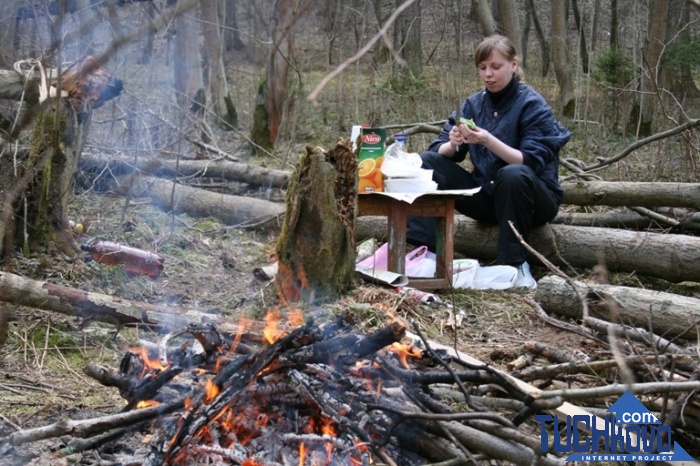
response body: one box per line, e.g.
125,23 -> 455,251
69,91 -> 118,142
357,243 -> 428,273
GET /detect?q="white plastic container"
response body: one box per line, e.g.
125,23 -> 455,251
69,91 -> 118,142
384,179 -> 437,193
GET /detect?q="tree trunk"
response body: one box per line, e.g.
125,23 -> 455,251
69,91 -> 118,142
473,0 -> 497,37
173,1 -> 203,111
525,0 -> 549,77
535,275 -> 700,341
610,0 -> 619,48
251,0 -> 306,152
356,216 -> 700,283
635,0 -> 668,137
497,0 -> 521,48
571,0 -> 589,73
551,0 -> 575,116
591,0 -> 601,52
125,176 -> 285,229
561,181 -> 700,209
394,0 -> 422,78
223,0 -> 245,52
663,0 -> 700,99
275,143 -> 356,303
199,0 -> 234,129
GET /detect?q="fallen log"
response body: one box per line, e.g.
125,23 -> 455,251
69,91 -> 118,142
0,271 -> 241,334
552,209 -> 700,232
512,354 -> 691,382
561,181 -> 700,210
535,275 -> 700,340
127,176 -> 285,229
356,215 -> 700,282
79,153 -> 290,189
1,397 -> 184,446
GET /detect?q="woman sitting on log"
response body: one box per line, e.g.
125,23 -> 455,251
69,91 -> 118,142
407,34 -> 571,289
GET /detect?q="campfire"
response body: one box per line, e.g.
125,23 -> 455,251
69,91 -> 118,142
97,312 -> 451,465
1,303 -> 579,466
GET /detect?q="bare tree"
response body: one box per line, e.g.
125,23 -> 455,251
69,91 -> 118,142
662,0 -> 700,100
173,0 -> 203,111
551,0 -> 574,116
473,0 -> 496,37
571,0 -> 589,73
497,0 -> 521,47
635,0 -> 669,136
610,0 -> 619,48
222,0 -> 245,52
322,0 -> 343,64
200,0 -> 236,129
250,0 -> 311,152
525,0 -> 550,77
394,0 -> 422,78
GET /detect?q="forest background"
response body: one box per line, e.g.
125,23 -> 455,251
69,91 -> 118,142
2,0 -> 698,182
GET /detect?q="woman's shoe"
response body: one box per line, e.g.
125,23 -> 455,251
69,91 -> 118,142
513,262 -> 537,289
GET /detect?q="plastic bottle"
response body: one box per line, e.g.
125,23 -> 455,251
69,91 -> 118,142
82,241 -> 165,279
394,132 -> 408,151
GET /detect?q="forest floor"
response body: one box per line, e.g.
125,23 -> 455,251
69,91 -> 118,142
0,181 -> 608,465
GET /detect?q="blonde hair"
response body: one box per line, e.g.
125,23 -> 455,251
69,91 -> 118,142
474,34 -> 525,82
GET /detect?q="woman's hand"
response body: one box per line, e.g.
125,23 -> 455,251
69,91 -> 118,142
454,122 -> 491,146
449,124 -> 466,149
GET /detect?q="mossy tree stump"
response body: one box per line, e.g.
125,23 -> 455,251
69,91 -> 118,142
0,56 -> 122,261
275,139 -> 357,303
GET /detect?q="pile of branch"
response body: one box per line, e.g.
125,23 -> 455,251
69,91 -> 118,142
0,315 -> 573,466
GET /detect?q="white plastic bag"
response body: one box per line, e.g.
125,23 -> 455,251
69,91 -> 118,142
381,142 -> 428,179
452,259 -> 479,288
357,243 -> 429,272
450,260 -> 516,290
472,265 -> 517,290
406,251 -> 436,277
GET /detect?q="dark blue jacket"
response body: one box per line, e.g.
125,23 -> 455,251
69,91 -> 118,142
428,81 -> 570,204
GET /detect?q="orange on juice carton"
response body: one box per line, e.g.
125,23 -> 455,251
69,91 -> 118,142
358,127 -> 386,193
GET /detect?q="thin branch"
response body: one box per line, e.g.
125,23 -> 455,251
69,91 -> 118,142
533,380 -> 700,401
307,0 -> 417,105
2,397 -> 184,446
580,119 -> 700,173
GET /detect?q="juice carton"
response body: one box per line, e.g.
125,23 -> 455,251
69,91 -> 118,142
358,127 -> 386,193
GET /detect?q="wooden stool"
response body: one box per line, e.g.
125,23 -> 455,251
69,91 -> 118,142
357,193 -> 456,290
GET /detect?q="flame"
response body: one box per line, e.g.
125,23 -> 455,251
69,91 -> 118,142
275,261 -> 310,304
288,307 -> 305,328
216,318 -> 253,373
130,346 -> 167,378
350,440 -> 371,465
204,378 -> 220,404
388,342 -> 422,369
135,400 -> 160,409
298,442 -> 306,465
320,417 -> 337,437
263,308 -> 284,344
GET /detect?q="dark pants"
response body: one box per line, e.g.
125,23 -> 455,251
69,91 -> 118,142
406,152 -> 560,266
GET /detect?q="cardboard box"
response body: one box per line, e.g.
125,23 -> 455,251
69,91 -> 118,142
357,127 -> 386,193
